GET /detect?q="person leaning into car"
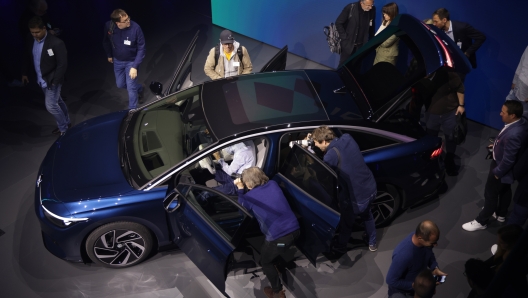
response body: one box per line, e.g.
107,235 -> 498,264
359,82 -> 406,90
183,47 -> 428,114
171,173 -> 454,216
204,29 -> 253,80
310,126 -> 378,252
234,167 -> 299,298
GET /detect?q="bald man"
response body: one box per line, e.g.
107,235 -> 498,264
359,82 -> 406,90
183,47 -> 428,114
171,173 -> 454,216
386,221 -> 447,297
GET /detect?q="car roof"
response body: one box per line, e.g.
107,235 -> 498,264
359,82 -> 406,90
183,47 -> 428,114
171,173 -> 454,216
201,70 -> 331,140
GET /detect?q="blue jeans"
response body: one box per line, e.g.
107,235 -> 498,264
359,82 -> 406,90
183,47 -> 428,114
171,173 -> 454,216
506,88 -> 528,119
113,59 -> 143,109
42,84 -> 70,132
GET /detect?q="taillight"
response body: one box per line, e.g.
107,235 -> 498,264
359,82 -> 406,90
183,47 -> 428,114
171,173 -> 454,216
430,147 -> 443,159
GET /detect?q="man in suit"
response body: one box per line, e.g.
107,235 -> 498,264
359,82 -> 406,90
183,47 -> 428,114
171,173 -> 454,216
463,100 -> 528,231
22,16 -> 70,135
508,139 -> 528,227
432,8 -> 486,81
335,0 -> 376,66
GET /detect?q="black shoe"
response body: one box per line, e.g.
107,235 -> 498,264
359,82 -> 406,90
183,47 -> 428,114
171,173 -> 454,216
52,123 -> 72,135
444,153 -> 459,176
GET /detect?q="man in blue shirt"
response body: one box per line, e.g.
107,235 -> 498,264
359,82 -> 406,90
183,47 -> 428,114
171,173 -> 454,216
22,16 -> 70,135
235,167 -> 299,298
103,9 -> 145,109
386,220 -> 447,297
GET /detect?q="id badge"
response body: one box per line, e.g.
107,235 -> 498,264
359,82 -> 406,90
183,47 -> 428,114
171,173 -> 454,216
457,41 -> 462,49
370,20 -> 373,26
47,49 -> 54,56
233,61 -> 240,67
124,40 -> 131,45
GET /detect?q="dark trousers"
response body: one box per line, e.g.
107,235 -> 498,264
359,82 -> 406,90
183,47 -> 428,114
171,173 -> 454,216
507,203 -> 528,227
261,230 -> 300,293
339,43 -> 362,66
426,109 -> 457,154
476,161 -> 512,225
336,193 -> 377,249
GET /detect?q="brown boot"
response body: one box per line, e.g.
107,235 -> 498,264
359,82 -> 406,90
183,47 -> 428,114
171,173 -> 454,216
263,286 -> 286,298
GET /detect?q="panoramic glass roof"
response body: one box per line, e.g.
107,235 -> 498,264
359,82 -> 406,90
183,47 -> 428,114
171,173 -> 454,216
202,71 -> 328,139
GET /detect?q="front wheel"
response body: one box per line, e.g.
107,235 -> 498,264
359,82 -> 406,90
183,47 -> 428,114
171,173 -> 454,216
85,221 -> 153,268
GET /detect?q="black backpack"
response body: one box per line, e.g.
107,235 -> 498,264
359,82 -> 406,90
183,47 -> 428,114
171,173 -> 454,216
214,45 -> 244,68
324,3 -> 355,54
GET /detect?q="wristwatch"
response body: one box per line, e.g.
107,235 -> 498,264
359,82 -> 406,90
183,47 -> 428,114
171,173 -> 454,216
458,104 -> 465,107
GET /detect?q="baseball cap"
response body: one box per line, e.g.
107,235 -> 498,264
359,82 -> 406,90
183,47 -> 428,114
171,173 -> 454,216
220,29 -> 235,44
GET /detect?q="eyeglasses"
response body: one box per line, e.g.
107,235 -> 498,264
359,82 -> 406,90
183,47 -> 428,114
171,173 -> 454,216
118,17 -> 130,24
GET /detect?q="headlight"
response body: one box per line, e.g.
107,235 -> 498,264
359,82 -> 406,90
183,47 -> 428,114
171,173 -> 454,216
42,205 -> 89,228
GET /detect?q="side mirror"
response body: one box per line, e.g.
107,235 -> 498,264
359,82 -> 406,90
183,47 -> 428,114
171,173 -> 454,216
149,81 -> 163,95
163,191 -> 180,213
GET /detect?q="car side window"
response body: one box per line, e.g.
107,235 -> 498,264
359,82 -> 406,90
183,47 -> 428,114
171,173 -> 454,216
339,130 -> 398,152
278,130 -> 315,169
183,186 -> 247,241
279,145 -> 339,212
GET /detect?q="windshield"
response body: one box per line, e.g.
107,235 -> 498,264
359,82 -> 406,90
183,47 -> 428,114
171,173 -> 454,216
124,85 -> 216,187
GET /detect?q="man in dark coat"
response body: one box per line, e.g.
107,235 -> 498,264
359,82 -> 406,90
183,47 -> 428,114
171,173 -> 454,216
21,16 -> 70,135
463,101 -> 528,231
311,126 -> 378,252
432,8 -> 486,80
508,137 -> 528,227
335,0 -> 376,65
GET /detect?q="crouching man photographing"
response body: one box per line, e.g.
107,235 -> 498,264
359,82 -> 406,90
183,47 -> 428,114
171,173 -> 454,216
310,126 -> 378,252
235,167 -> 299,298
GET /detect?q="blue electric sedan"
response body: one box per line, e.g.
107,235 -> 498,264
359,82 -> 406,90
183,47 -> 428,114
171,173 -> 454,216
35,14 -> 470,295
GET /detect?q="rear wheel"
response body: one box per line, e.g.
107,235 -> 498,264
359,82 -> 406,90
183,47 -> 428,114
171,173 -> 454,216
371,184 -> 401,227
85,221 -> 153,268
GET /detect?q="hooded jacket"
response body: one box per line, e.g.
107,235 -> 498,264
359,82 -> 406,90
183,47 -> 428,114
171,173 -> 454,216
204,41 -> 253,80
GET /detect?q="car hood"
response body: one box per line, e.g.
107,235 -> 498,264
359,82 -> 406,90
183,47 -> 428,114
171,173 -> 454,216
52,111 -> 134,202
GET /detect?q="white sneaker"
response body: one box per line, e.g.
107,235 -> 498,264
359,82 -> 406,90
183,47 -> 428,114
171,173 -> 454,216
491,244 -> 498,255
491,213 -> 505,222
462,220 -> 487,231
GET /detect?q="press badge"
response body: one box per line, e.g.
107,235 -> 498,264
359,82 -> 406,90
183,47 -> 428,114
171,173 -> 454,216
457,41 -> 462,49
233,61 -> 240,67
124,38 -> 131,45
47,49 -> 54,56
370,20 -> 373,26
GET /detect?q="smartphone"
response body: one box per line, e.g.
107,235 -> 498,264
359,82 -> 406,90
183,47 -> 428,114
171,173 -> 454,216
433,275 -> 446,283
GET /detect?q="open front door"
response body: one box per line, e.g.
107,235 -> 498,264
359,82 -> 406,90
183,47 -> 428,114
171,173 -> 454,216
260,45 -> 288,73
165,31 -> 199,96
272,145 -> 340,266
163,184 -> 253,296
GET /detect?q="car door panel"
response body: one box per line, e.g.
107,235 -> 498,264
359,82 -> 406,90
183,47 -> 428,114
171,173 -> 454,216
260,45 -> 288,73
166,31 -> 199,96
164,184 -> 252,296
273,145 -> 340,266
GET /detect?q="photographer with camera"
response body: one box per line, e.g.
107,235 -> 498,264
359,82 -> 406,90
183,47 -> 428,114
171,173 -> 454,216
234,167 -> 299,298
310,126 -> 378,253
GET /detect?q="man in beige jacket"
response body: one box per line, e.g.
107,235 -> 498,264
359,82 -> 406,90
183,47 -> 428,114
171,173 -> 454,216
204,29 -> 253,80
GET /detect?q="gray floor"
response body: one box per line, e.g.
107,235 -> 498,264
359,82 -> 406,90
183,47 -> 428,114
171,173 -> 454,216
0,3 -> 520,298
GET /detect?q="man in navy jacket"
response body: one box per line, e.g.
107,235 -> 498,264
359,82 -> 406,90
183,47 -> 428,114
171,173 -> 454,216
103,9 -> 145,109
311,126 -> 378,251
463,100 -> 528,231
22,16 -> 70,135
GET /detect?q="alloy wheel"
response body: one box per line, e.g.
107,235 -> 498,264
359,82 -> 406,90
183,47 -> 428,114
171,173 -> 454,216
92,229 -> 146,266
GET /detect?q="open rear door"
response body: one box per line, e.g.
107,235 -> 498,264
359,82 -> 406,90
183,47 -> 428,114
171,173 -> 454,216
272,145 -> 340,266
165,31 -> 199,96
163,184 -> 253,297
260,45 -> 288,73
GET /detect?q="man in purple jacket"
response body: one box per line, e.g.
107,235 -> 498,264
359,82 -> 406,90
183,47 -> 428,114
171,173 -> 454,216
235,167 -> 299,298
103,9 -> 145,109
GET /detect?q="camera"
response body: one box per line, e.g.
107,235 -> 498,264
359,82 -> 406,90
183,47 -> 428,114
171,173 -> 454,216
289,138 -> 314,148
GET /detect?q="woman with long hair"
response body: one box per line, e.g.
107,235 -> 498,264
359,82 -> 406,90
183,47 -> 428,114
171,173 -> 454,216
373,2 -> 399,65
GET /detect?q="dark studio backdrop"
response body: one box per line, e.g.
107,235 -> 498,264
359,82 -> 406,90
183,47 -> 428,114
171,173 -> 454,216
212,0 -> 528,130
1,0 -> 527,130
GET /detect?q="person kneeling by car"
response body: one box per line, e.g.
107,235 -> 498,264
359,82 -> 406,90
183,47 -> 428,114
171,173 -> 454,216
310,126 -> 378,252
235,167 -> 300,298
